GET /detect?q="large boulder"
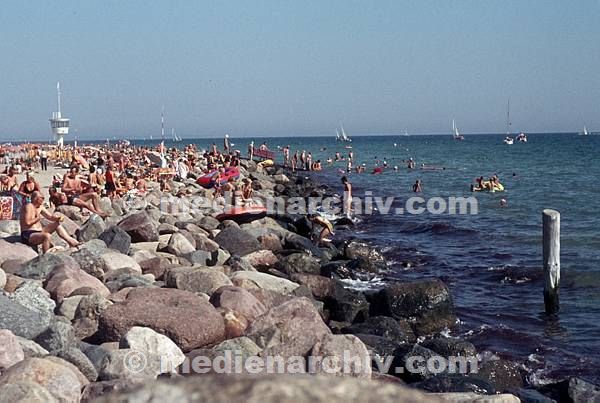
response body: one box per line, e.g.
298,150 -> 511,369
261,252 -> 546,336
9,281 -> 56,323
0,329 -> 25,370
18,253 -> 79,281
73,294 -> 113,339
70,247 -> 106,279
117,212 -> 159,243
0,239 -> 38,265
0,294 -> 51,339
310,334 -> 372,378
241,250 -> 279,269
76,214 -> 107,242
323,283 -> 370,323
0,357 -> 84,403
100,251 -> 142,275
43,265 -> 110,304
231,271 -> 300,294
34,320 -> 77,354
343,241 -> 387,267
277,253 -> 321,275
0,382 -> 58,403
165,267 -> 232,295
214,226 -> 261,256
163,233 -> 196,257
97,288 -> 225,352
120,326 -> 186,373
246,297 -> 330,358
209,286 -> 268,322
91,374 -> 436,402
371,279 -> 456,336
98,226 -> 131,254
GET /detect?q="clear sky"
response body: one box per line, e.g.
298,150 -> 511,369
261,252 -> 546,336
1,0 -> 599,140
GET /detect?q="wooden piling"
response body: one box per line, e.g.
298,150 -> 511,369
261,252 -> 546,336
543,209 -> 560,314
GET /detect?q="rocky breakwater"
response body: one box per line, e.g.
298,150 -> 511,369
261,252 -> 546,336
0,159 -> 591,402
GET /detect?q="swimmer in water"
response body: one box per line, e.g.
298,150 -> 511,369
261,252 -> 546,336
412,179 -> 422,193
500,198 -> 507,207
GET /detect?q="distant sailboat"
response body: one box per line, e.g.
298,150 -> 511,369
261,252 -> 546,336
172,128 -> 182,142
336,124 -> 352,142
452,119 -> 465,140
581,126 -> 589,136
401,129 -> 409,137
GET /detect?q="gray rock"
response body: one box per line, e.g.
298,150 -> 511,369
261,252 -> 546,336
158,223 -> 179,235
277,253 -> 321,275
568,378 -> 600,403
70,247 -> 105,279
166,267 -> 232,295
77,214 -> 107,242
101,251 -> 142,275
0,268 -> 6,289
34,320 -> 77,354
0,294 -> 51,339
98,349 -> 161,381
310,334 -> 372,378
231,271 -> 300,294
117,212 -> 160,243
197,216 -> 220,231
163,233 -> 196,256
214,226 -> 261,256
9,281 -> 56,321
98,226 -> 132,254
247,297 -> 331,359
120,326 -> 186,373
371,279 -> 457,336
57,295 -> 86,321
185,250 -> 214,266
18,253 -> 79,281
213,336 -> 262,359
0,381 -> 58,403
57,347 -> 99,382
16,336 -> 49,358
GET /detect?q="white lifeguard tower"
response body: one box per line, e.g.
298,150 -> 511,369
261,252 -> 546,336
49,82 -> 69,148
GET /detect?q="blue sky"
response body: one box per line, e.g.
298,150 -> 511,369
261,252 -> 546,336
0,0 -> 599,140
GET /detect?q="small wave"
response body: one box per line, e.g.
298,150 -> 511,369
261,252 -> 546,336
340,277 -> 386,292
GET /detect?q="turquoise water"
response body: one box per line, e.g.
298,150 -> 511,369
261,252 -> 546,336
125,133 -> 600,383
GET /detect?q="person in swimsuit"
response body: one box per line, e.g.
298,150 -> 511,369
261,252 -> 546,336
20,191 -> 80,253
308,214 -> 335,244
61,166 -> 109,217
17,172 -> 41,201
341,176 -> 352,219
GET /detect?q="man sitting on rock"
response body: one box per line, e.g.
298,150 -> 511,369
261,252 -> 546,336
61,166 -> 109,217
20,191 -> 80,253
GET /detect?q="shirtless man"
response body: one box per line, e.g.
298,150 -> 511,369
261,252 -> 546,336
62,166 -> 108,217
20,191 -> 80,253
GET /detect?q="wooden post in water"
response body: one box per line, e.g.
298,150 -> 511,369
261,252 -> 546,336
543,209 -> 560,314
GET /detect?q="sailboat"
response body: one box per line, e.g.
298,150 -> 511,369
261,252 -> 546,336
580,126 -> 589,136
172,128 -> 182,142
336,125 -> 352,142
401,129 -> 409,137
452,119 -> 465,141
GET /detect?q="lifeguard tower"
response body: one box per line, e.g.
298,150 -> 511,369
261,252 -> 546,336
49,82 -> 69,148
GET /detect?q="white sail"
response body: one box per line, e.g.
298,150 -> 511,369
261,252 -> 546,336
584,126 -> 589,136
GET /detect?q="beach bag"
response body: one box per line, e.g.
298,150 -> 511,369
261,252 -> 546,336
0,196 -> 14,220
